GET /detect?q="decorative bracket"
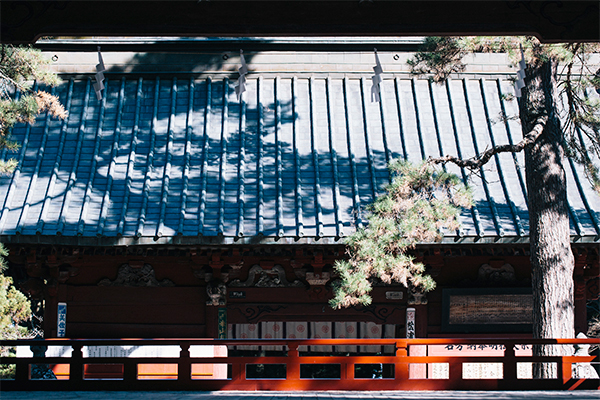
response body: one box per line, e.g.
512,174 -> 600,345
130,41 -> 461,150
229,265 -> 304,288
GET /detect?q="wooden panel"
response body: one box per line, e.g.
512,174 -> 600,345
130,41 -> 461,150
63,286 -> 207,338
67,323 -> 206,338
227,303 -> 404,325
67,286 -> 204,305
67,304 -> 204,324
65,286 -> 205,324
442,288 -> 532,333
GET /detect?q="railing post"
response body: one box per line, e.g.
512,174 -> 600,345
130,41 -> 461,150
70,343 -> 84,384
561,356 -> 571,384
123,358 -> 137,383
14,357 -> 29,383
503,341 -> 517,385
288,342 -> 300,382
178,342 -> 192,385
395,340 -> 409,383
340,358 -> 352,382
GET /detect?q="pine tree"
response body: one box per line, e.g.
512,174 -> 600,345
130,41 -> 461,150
330,161 -> 472,309
332,37 -> 600,378
0,243 -> 32,379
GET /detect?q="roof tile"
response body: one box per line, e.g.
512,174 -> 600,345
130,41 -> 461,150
1,75 -> 599,245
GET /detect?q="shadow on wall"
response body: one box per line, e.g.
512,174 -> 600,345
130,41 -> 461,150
104,38 -> 268,75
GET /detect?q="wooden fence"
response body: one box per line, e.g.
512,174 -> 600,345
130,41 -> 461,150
1,338 -> 599,391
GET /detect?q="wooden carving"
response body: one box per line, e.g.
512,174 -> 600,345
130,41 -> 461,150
477,263 -> 516,284
98,264 -> 175,287
229,265 -> 305,288
206,279 -> 227,306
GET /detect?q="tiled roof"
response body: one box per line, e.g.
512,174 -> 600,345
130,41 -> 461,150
1,75 -> 598,246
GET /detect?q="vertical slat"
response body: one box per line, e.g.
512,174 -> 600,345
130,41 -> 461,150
292,77 -> 304,237
118,77 -> 143,237
378,79 -> 392,180
571,128 -> 600,235
360,77 -> 379,199
236,91 -> 247,238
446,79 -> 482,238
462,79 -> 503,238
198,78 -> 211,236
309,77 -> 324,237
326,77 -> 344,238
57,79 -> 91,235
136,78 -> 160,238
34,78 -> 75,234
565,157 -> 588,238
428,80 -> 446,159
178,78 -> 194,235
218,78 -> 229,235
394,78 -> 408,160
0,84 -> 37,233
480,79 -> 523,237
78,85 -> 107,235
157,78 -> 176,237
496,80 -> 529,206
257,76 -> 265,235
411,78 -> 427,161
275,77 -> 284,237
97,77 -> 126,236
343,78 -> 363,229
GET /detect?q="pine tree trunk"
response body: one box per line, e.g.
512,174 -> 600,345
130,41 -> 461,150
521,59 -> 575,378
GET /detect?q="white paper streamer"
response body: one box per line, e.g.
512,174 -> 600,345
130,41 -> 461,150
371,48 -> 383,102
93,46 -> 106,100
235,49 -> 248,101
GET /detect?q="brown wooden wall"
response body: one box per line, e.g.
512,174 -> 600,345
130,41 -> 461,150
65,286 -> 206,338
7,244 -> 597,340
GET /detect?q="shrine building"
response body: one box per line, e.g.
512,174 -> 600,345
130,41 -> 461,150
1,37 -> 598,346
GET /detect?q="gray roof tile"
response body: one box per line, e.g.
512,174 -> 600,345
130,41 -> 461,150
1,75 -> 599,245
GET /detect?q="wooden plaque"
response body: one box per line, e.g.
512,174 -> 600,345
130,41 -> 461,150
442,288 -> 532,333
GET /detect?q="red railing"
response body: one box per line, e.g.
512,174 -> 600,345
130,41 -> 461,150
1,338 -> 598,391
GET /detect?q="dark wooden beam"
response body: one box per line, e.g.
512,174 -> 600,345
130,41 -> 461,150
2,1 -> 599,45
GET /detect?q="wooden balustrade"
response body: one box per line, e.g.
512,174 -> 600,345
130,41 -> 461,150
1,338 -> 598,391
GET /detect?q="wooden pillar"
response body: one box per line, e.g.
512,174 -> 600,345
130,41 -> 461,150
574,252 -> 587,335
206,306 -> 219,338
44,288 -> 58,338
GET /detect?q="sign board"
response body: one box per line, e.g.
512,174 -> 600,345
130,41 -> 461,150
229,291 -> 246,299
385,291 -> 403,300
442,288 -> 532,333
218,308 -> 227,339
57,302 -> 67,337
406,307 -> 416,338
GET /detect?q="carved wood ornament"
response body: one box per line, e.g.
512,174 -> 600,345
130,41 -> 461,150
229,265 -> 305,288
98,264 -> 175,287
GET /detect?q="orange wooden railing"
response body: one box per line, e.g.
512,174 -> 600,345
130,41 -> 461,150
1,338 -> 598,391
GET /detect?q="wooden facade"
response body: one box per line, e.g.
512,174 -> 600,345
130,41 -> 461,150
5,243 -> 598,342
1,39 -> 599,345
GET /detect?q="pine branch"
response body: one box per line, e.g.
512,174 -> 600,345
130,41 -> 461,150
426,115 -> 548,170
0,70 -> 28,95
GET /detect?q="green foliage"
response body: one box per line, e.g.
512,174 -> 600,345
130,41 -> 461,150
0,275 -> 31,340
406,37 -> 468,82
0,45 -> 66,173
0,243 -> 32,380
330,161 -> 472,309
0,243 -> 31,340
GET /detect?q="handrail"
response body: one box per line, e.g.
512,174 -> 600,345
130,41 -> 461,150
1,338 -> 598,391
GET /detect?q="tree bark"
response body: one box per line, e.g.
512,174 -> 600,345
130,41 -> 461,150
521,59 -> 575,377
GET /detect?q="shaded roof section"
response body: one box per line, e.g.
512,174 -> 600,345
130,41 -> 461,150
0,74 -> 599,246
2,1 -> 599,44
